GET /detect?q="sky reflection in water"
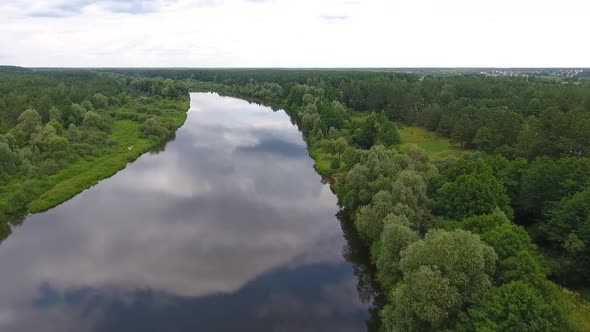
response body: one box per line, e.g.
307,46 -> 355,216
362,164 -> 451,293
0,93 -> 370,331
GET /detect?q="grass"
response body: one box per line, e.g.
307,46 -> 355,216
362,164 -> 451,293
397,126 -> 466,159
27,100 -> 188,213
560,287 -> 590,332
309,124 -> 464,178
310,148 -> 338,177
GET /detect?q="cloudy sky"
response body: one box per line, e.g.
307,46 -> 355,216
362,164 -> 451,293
0,0 -> 588,67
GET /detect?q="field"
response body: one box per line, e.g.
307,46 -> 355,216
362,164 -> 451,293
397,126 -> 465,159
311,124 -> 464,178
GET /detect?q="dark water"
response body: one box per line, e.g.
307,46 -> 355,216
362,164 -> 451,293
0,93 -> 381,332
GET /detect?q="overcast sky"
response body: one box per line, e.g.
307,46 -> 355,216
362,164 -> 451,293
0,0 -> 588,67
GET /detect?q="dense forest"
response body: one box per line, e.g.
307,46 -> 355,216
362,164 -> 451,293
0,69 -> 189,226
1,67 -> 589,331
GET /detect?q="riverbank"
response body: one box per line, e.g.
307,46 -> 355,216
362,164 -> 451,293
190,83 -> 589,331
28,99 -> 189,213
1,98 -> 189,223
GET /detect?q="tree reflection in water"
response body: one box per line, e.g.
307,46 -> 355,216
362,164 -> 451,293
337,208 -> 387,332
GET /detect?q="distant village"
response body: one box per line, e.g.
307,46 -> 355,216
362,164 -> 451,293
480,69 -> 584,78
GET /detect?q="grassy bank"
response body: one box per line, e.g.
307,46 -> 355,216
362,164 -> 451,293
26,99 -> 188,214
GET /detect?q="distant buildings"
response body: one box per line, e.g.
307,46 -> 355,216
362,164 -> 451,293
479,69 -> 584,78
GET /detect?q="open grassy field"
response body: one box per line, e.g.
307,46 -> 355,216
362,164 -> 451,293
397,126 -> 466,159
311,124 -> 465,178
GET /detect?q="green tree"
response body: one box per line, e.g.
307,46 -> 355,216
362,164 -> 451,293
0,142 -> 18,175
456,281 -> 570,332
436,172 -> 512,220
376,214 -> 420,289
330,158 -> 340,169
384,229 -> 497,330
355,190 -> 395,242
544,187 -> 590,285
333,137 -> 347,159
16,109 -> 42,143
473,126 -> 493,152
82,111 -> 101,129
93,93 -> 109,109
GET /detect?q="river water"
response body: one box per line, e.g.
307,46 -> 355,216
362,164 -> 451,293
0,93 -> 378,331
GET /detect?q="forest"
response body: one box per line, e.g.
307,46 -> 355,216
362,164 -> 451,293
1,67 -> 589,331
0,68 -> 189,225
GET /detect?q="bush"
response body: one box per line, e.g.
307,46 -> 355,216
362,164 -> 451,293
330,158 -> 341,169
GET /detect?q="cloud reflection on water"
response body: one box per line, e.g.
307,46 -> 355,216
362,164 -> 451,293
0,93 -> 368,331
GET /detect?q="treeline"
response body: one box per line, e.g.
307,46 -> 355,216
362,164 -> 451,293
0,70 -> 189,224
180,71 -> 590,331
111,68 -> 590,158
339,75 -> 590,158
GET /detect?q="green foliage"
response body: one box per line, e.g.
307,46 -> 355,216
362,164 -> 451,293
383,229 -> 497,330
329,158 -> 340,169
519,157 -> 590,217
0,71 -> 189,221
436,172 -> 512,220
376,214 -> 420,289
544,187 -> 590,285
4,69 -> 588,330
560,288 -> 590,332
355,190 -> 396,242
398,126 -> 462,159
456,281 -> 571,332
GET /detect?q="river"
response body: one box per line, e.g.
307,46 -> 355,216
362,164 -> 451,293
0,93 -> 379,331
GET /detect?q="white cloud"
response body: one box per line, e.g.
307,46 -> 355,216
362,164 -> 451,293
0,0 -> 588,67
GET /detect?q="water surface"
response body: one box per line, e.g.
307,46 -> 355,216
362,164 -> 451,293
0,93 -> 376,331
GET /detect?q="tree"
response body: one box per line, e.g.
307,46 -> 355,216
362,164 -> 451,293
480,222 -> 537,261
29,123 -> 58,152
389,170 -> 432,232
339,164 -> 371,209
302,93 -> 314,105
473,126 -> 493,152
436,172 -> 512,220
140,117 -> 170,140
383,229 -> 497,330
330,158 -> 340,169
82,111 -> 101,129
516,121 -> 536,158
355,190 -> 395,242
532,107 -> 569,157
451,114 -> 474,149
377,120 -> 401,146
63,104 -> 86,126
16,109 -> 41,142
543,187 -> 590,285
333,137 -> 347,159
355,112 -> 379,149
384,266 -> 462,331
66,124 -> 81,143
93,93 -> 109,109
498,250 -> 546,285
376,214 -> 420,289
48,136 -> 69,160
48,106 -> 62,121
456,281 -> 570,332
0,143 -> 18,175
